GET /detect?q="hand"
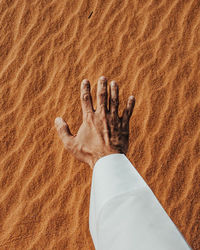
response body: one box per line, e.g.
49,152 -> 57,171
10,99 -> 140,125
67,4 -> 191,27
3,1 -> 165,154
54,76 -> 135,169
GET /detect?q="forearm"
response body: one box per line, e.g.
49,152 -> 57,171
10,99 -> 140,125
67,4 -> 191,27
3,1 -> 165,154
89,153 -> 191,249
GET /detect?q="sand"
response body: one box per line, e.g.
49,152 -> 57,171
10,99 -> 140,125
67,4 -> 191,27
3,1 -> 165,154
0,0 -> 199,249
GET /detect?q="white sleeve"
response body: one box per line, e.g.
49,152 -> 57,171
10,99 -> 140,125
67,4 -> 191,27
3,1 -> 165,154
89,153 -> 191,250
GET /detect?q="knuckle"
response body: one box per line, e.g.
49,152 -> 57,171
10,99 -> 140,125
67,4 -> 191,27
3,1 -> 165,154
100,111 -> 106,119
64,141 -> 69,150
58,126 -> 65,135
124,108 -> 130,117
64,141 -> 72,152
122,130 -> 129,135
110,110 -> 116,117
127,108 -> 132,117
64,137 -> 74,151
111,98 -> 119,106
99,92 -> 106,99
99,78 -> 107,86
96,109 -> 106,120
109,115 -> 117,126
99,104 -> 106,113
82,93 -> 90,101
84,112 -> 94,123
111,118 -> 121,131
122,118 -> 129,129
62,136 -> 69,147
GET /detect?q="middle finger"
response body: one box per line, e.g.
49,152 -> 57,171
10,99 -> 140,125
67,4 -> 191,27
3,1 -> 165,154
109,80 -> 119,116
96,76 -> 108,114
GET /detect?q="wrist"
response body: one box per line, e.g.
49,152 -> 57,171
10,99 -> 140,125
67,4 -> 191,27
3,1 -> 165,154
89,150 -> 124,169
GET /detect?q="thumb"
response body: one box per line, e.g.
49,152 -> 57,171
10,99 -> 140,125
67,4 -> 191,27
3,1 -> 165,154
54,117 -> 74,149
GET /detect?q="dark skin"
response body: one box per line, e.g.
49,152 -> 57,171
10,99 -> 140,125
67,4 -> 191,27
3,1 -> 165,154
54,76 -> 135,169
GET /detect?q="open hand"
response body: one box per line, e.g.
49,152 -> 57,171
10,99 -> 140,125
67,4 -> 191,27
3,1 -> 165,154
54,76 -> 135,169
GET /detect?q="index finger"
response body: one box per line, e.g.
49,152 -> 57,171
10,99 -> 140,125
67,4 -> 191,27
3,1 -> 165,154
80,79 -> 94,120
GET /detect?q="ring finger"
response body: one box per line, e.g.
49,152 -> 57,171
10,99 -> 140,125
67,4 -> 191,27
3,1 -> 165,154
109,80 -> 119,117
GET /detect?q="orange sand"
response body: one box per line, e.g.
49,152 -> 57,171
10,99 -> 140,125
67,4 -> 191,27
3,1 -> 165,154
0,0 -> 200,249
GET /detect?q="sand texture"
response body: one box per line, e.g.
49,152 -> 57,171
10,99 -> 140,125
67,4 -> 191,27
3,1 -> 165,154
0,0 -> 200,249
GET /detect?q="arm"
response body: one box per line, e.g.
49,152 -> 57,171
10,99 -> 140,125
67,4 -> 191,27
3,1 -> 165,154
54,76 -> 191,249
89,153 -> 192,250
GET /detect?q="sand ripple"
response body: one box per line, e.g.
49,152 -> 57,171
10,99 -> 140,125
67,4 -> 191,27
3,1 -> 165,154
0,0 -> 199,249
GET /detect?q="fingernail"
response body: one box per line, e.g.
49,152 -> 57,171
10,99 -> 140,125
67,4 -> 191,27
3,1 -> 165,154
100,76 -> 106,81
111,81 -> 116,87
55,117 -> 62,125
82,79 -> 89,85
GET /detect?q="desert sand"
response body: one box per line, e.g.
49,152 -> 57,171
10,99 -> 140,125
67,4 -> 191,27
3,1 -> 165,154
0,0 -> 199,249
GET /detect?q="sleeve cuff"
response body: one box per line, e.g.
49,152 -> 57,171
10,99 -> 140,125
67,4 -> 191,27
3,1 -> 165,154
89,153 -> 148,229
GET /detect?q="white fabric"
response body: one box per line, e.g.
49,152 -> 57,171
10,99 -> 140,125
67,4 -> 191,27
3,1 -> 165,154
89,153 -> 191,250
